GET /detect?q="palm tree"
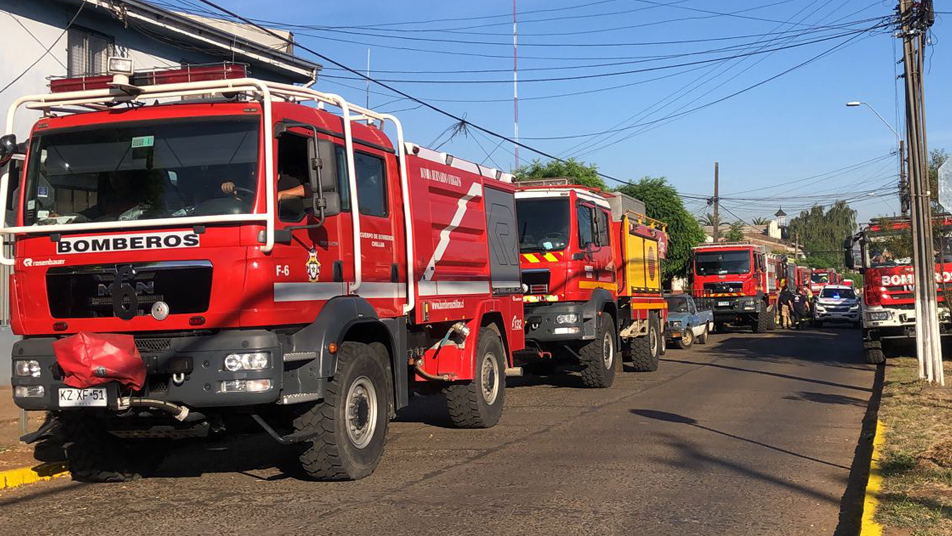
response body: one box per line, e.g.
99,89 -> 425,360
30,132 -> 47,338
699,213 -> 719,228
751,216 -> 770,225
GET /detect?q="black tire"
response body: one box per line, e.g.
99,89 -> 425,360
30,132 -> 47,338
679,326 -> 694,349
853,322 -> 861,329
630,313 -> 661,372
295,341 -> 390,480
863,340 -> 886,364
579,314 -> 618,388
61,413 -> 165,483
698,324 -> 710,344
752,308 -> 771,333
766,306 -> 777,331
445,327 -> 506,428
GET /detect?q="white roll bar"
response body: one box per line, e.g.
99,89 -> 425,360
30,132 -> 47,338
0,77 -> 416,309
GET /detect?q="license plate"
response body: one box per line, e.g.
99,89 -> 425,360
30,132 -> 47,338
58,387 -> 107,408
717,301 -> 730,307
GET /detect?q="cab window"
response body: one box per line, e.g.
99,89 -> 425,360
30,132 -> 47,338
577,204 -> 595,248
354,152 -> 387,217
596,209 -> 610,247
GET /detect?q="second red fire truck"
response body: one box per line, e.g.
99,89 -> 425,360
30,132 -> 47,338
3,61 -> 525,481
515,181 -> 668,387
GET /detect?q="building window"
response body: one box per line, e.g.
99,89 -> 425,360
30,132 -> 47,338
67,27 -> 114,76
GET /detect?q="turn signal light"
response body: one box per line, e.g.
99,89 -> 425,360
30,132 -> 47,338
52,322 -> 68,332
189,316 -> 206,326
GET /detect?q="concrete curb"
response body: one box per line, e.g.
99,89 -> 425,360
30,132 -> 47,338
860,420 -> 886,536
0,462 -> 69,491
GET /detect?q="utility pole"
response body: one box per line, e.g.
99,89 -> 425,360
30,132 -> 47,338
900,139 -> 909,214
512,0 -> 519,171
712,162 -> 720,242
365,49 -> 371,109
899,0 -> 942,384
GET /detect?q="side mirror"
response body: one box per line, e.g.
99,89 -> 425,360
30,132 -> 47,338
323,191 -> 341,218
317,140 -> 338,191
0,134 -> 16,166
842,236 -> 854,270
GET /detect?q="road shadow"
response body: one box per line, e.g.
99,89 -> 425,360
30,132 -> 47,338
661,357 -> 872,393
783,391 -> 869,407
709,328 -> 870,371
630,409 -> 848,470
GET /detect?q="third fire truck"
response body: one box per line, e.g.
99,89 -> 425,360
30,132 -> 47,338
691,242 -> 783,332
515,181 -> 667,387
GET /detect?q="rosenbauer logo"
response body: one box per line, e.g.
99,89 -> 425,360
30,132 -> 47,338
56,231 -> 200,254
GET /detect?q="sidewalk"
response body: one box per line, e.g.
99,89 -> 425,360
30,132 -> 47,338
0,386 -> 47,472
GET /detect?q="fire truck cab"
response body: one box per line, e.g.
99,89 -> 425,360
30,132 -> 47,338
514,181 -> 667,386
1,62 -> 524,481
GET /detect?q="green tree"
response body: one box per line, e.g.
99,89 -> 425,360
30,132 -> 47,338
725,221 -> 746,242
929,148 -> 948,203
615,177 -> 705,283
751,216 -> 771,225
514,158 -> 606,190
787,201 -> 857,269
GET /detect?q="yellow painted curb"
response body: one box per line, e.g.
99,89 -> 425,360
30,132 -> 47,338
0,462 -> 69,491
860,420 -> 886,536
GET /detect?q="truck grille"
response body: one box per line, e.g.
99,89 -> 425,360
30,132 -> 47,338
703,282 -> 743,294
136,338 -> 173,353
522,270 -> 550,294
46,261 -> 213,319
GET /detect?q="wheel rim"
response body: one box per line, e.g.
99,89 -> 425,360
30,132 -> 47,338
649,325 -> 658,356
602,330 -> 614,369
481,352 -> 500,405
683,329 -> 693,345
345,376 -> 378,449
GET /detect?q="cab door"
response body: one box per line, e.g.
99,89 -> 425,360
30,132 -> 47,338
575,201 -> 614,293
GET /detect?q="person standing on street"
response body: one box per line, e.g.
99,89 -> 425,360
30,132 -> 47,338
779,285 -> 794,329
792,290 -> 809,329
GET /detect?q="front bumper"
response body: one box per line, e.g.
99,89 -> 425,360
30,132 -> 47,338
699,296 -> 761,321
524,302 -> 595,342
815,309 -> 860,323
11,330 -> 285,411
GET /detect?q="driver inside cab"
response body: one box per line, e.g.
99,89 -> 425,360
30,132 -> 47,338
220,160 -> 310,201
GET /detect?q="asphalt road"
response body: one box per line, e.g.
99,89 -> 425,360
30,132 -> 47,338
0,327 -> 875,536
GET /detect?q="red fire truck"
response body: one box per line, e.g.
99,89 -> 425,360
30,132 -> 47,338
1,62 -> 525,481
514,182 -> 668,386
810,268 -> 840,294
845,218 -> 952,363
691,242 -> 782,332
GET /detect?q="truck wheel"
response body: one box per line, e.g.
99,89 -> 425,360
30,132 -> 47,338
863,340 -> 886,364
752,309 -> 771,333
579,314 -> 618,388
295,341 -> 390,480
698,324 -> 710,344
445,326 -> 506,428
61,413 -> 165,482
630,314 -> 661,372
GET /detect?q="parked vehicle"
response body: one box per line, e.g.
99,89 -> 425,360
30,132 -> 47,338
845,217 -> 952,363
664,294 -> 713,349
810,268 -> 840,294
813,285 -> 861,328
515,181 -> 668,384
691,242 -> 783,332
2,62 -> 525,481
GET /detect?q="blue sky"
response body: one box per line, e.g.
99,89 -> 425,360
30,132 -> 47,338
193,0 -> 947,225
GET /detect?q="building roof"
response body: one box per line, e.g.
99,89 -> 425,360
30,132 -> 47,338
61,0 -> 320,83
775,207 -> 787,217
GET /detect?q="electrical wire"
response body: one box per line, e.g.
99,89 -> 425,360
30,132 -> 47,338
0,1 -> 85,96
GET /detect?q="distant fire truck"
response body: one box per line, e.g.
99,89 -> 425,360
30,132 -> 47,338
810,268 -> 840,294
845,217 -> 952,363
691,242 -> 783,332
514,182 -> 667,386
1,61 -> 525,481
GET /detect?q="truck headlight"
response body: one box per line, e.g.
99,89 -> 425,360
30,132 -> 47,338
14,360 -> 41,378
553,327 -> 580,335
670,321 -> 682,328
867,311 -> 890,321
815,305 -> 825,312
220,379 -> 272,393
743,302 -> 756,310
555,314 -> 578,324
223,352 -> 271,372
14,386 -> 45,398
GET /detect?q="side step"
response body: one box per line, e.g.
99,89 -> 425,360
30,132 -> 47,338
505,367 -> 523,377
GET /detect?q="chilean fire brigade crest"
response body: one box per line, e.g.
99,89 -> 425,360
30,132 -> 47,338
306,249 -> 321,282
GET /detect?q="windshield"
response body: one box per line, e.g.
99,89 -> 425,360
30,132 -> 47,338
665,297 -> 690,313
811,272 -> 829,283
24,117 -> 259,226
517,198 -> 570,252
821,288 -> 856,300
694,250 -> 751,276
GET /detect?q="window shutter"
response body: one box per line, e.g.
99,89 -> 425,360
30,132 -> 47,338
67,28 -> 85,77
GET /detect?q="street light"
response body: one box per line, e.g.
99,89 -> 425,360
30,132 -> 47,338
847,100 -> 906,213
846,101 -> 901,141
